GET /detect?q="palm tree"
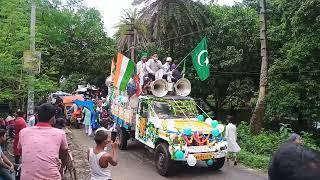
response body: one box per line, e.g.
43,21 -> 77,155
132,0 -> 212,55
114,8 -> 149,53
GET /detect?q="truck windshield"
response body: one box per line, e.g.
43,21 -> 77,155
153,100 -> 198,119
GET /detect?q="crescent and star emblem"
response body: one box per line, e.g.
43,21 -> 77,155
197,50 -> 209,67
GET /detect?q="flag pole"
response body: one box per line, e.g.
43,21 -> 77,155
174,49 -> 194,71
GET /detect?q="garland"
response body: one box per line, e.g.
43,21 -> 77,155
193,132 -> 210,146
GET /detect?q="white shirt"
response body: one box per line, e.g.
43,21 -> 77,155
136,60 -> 147,75
5,115 -> 15,123
89,148 -> 112,180
146,59 -> 162,74
162,62 -> 171,73
225,123 -> 241,153
28,115 -> 36,126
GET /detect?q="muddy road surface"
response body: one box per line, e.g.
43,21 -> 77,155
68,129 -> 267,180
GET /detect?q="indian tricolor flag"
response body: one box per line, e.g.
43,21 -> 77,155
113,53 -> 135,91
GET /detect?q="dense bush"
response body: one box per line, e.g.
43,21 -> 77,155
237,122 -> 320,169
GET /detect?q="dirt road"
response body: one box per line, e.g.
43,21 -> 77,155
68,129 -> 267,180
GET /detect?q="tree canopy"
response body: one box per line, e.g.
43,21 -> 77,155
0,0 -> 116,107
112,0 -> 320,132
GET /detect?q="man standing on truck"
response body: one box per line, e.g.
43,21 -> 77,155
163,57 -> 181,82
136,53 -> 149,88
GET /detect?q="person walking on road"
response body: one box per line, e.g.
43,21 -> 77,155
88,128 -> 119,180
13,110 -> 27,164
0,129 -> 15,180
18,103 -> 68,180
83,107 -> 92,135
225,115 -> 241,165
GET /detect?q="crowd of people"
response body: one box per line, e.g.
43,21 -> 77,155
0,82 -> 319,180
0,98 -> 118,180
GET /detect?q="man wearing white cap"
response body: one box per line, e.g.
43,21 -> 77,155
162,57 -> 174,82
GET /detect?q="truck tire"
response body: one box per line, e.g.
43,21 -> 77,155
118,128 -> 128,150
155,143 -> 173,176
209,157 -> 225,170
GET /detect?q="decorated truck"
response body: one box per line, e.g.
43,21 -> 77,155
110,86 -> 227,176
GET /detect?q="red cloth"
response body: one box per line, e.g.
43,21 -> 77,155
14,117 -> 27,156
134,75 -> 141,96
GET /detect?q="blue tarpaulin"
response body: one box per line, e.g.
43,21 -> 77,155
73,100 -> 100,129
73,100 -> 94,111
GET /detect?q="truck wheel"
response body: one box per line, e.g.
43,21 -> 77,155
118,128 -> 128,150
209,157 -> 225,170
155,143 -> 173,176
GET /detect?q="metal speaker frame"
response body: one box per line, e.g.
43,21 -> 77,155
174,78 -> 191,97
151,79 -> 169,97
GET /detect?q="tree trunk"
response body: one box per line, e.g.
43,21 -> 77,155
131,28 -> 136,62
250,0 -> 268,134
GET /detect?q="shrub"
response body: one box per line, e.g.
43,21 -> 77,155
236,122 -> 320,170
238,151 -> 270,169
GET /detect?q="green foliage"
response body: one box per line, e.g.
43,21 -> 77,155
266,0 -> 320,127
238,150 -> 270,169
237,122 -> 320,169
128,0 -> 320,133
60,73 -> 87,92
0,0 -> 116,107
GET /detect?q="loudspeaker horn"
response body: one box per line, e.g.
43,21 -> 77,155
175,78 -> 191,97
151,79 -> 168,97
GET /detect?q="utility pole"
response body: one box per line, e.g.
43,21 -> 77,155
250,0 -> 268,134
26,0 -> 36,122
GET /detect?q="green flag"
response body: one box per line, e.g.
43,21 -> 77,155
192,37 -> 210,81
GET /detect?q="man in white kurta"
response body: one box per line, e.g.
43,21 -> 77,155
136,55 -> 148,86
225,116 -> 241,165
145,53 -> 163,80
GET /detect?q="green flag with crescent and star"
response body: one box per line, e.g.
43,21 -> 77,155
191,37 -> 210,81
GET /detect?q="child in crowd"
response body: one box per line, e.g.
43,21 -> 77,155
225,115 -> 241,165
88,128 -> 119,180
0,129 -> 15,180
